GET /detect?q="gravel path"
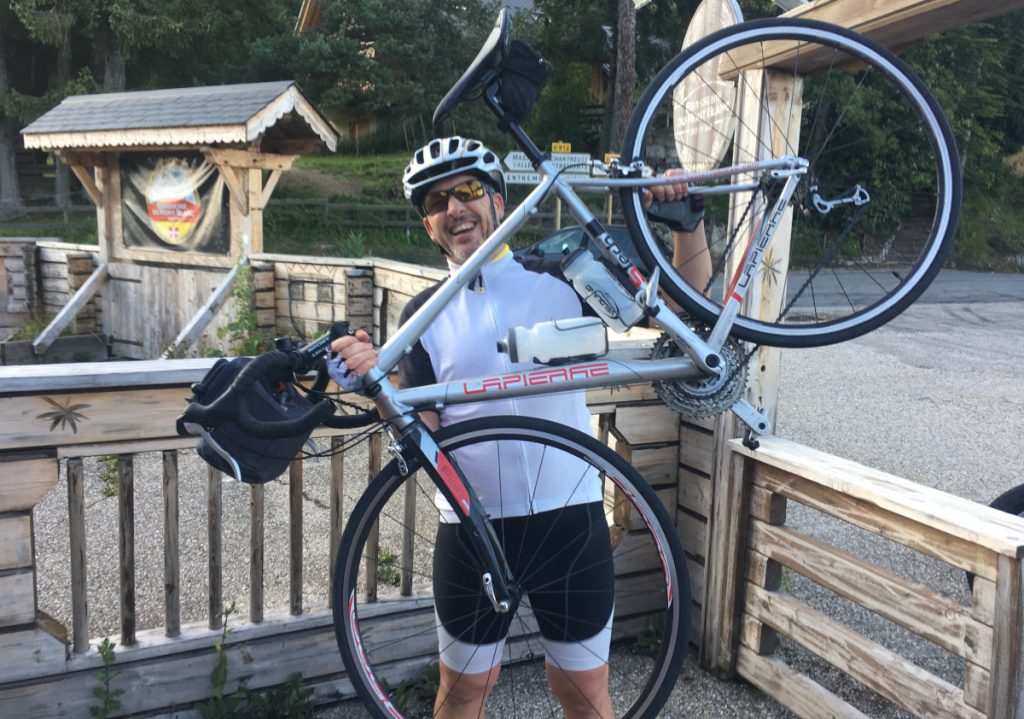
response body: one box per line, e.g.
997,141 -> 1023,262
30,288 -> 1024,717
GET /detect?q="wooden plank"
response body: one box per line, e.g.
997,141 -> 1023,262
700,450 -> 751,674
0,456 -> 58,513
0,515 -> 32,572
720,0 -> 1024,77
988,554 -> 1023,719
0,626 -> 67,684
31,263 -> 108,355
746,583 -> 983,719
753,461 -> 1001,582
741,614 -> 778,655
964,661 -> 990,716
372,266 -> 444,296
680,424 -> 715,476
67,457 -> 88,653
734,436 -> 1024,560
677,510 -> 708,560
207,466 -> 223,630
0,571 -> 35,625
251,483 -> 265,624
972,576 -> 996,627
290,456 -> 303,615
162,450 -> 181,638
275,298 -> 340,323
612,404 -> 680,446
118,454 -> 136,646
737,647 -> 870,719
629,445 -> 679,487
678,466 -> 712,518
750,519 -> 992,665
750,486 -> 787,525
0,386 -> 200,451
745,549 -> 782,591
162,260 -> 242,357
329,438 -> 344,609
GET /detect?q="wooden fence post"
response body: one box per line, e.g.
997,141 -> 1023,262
0,453 -> 66,681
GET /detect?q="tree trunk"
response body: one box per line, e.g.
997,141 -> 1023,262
101,25 -> 126,91
54,26 -> 71,208
610,0 -> 637,152
0,26 -> 26,219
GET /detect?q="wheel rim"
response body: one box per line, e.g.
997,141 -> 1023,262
623,19 -> 960,347
335,421 -> 688,718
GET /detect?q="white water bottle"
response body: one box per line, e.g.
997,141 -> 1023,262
497,316 -> 608,364
561,249 -> 644,332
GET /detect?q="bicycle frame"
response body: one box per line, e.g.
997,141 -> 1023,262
353,155 -> 802,614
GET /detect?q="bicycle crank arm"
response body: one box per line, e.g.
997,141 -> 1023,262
730,399 -> 771,449
654,307 -> 724,375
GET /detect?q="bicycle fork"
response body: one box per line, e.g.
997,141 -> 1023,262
389,416 -> 516,615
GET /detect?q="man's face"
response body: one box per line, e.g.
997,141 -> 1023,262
421,174 -> 505,265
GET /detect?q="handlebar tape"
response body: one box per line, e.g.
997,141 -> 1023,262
177,351 -> 329,440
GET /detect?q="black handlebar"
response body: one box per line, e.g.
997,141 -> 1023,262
176,322 -> 378,441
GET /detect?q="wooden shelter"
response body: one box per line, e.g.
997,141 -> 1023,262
18,82 -> 338,358
21,81 -> 337,266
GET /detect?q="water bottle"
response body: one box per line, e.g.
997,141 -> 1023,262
497,316 -> 608,364
561,248 -> 645,332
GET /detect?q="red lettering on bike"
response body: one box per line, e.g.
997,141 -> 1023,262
435,451 -> 471,517
462,362 -> 611,396
628,267 -> 646,289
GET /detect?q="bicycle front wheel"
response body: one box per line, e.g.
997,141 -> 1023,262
621,18 -> 961,348
333,416 -> 690,718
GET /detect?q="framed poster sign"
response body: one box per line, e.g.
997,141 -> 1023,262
120,152 -> 230,257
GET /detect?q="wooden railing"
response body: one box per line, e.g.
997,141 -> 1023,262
0,351 -> 677,717
713,436 -> 1024,719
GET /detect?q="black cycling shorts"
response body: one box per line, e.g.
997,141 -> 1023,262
433,501 -> 615,648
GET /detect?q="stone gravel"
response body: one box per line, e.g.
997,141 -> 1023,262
31,280 -> 1024,717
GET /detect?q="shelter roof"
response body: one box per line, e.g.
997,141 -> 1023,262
21,81 -> 336,152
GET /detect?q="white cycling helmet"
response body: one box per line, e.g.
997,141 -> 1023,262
403,136 -> 507,213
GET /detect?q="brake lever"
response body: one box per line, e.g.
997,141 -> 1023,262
182,421 -> 244,483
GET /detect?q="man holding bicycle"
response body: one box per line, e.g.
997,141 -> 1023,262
332,136 -> 706,719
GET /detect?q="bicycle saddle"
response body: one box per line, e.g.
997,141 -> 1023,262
432,9 -> 510,135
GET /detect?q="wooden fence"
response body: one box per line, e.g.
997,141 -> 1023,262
708,436 -> 1024,718
0,353 -> 680,717
3,247 -> 1024,716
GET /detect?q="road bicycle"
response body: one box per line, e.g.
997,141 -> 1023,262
178,8 -> 960,718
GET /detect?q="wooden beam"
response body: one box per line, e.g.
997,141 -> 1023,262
786,0 -> 1024,49
204,147 -> 296,171
725,0 -> 1024,75
261,168 -> 284,208
32,263 -> 109,356
160,259 -> 245,358
66,165 -> 102,207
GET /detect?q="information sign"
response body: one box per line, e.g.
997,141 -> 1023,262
503,151 -> 592,184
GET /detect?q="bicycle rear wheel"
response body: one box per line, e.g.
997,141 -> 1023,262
333,416 -> 690,718
621,18 -> 961,348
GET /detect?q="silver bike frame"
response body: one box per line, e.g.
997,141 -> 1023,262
364,155 -> 806,432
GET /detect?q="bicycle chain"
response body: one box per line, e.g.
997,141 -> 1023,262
651,330 -> 749,419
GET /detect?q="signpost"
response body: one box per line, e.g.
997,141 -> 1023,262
503,145 -> 595,229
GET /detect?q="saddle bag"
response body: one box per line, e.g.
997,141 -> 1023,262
500,39 -> 551,122
190,357 -> 314,484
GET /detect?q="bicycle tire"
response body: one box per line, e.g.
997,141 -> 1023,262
620,18 -> 961,348
332,416 -> 690,718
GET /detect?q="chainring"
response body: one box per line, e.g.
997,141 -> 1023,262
651,331 -> 748,419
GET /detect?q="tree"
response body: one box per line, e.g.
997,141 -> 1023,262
0,6 -> 27,218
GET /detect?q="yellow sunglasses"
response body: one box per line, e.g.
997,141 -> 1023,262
422,179 -> 488,216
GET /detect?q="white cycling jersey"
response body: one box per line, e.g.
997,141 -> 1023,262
398,248 -> 601,520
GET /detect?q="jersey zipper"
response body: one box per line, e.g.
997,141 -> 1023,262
482,266 -> 536,514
